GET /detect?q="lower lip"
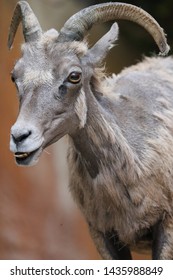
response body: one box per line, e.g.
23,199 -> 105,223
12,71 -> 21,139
15,148 -> 40,165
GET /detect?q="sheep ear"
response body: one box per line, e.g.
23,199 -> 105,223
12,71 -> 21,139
87,22 -> 119,65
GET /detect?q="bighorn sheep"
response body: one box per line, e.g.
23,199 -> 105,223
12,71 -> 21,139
8,1 -> 173,259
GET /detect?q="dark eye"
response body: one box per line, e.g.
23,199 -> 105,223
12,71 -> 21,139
11,74 -> 15,83
68,71 -> 82,84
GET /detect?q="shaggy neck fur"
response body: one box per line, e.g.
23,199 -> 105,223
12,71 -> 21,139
68,84 -> 146,240
70,81 -> 142,186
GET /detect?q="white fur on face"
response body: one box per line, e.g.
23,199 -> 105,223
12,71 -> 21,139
75,89 -> 87,129
23,69 -> 54,89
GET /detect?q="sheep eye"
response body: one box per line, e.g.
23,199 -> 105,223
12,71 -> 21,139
11,74 -> 15,83
68,72 -> 81,84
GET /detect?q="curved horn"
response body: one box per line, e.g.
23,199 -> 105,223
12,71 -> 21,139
8,1 -> 42,49
58,2 -> 169,55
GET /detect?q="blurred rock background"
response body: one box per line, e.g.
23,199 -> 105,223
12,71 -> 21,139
0,0 -> 172,259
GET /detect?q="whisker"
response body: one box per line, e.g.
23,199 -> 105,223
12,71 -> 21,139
44,149 -> 51,155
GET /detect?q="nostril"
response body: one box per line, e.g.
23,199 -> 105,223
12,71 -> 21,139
11,130 -> 32,144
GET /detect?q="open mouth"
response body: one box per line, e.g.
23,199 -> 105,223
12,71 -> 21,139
14,148 -> 41,165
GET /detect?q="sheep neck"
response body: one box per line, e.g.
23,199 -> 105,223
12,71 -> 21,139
70,93 -> 141,184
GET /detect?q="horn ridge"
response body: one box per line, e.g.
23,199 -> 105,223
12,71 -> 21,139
58,2 -> 169,55
8,1 -> 42,49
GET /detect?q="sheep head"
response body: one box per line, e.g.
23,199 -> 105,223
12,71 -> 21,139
8,1 -> 169,166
